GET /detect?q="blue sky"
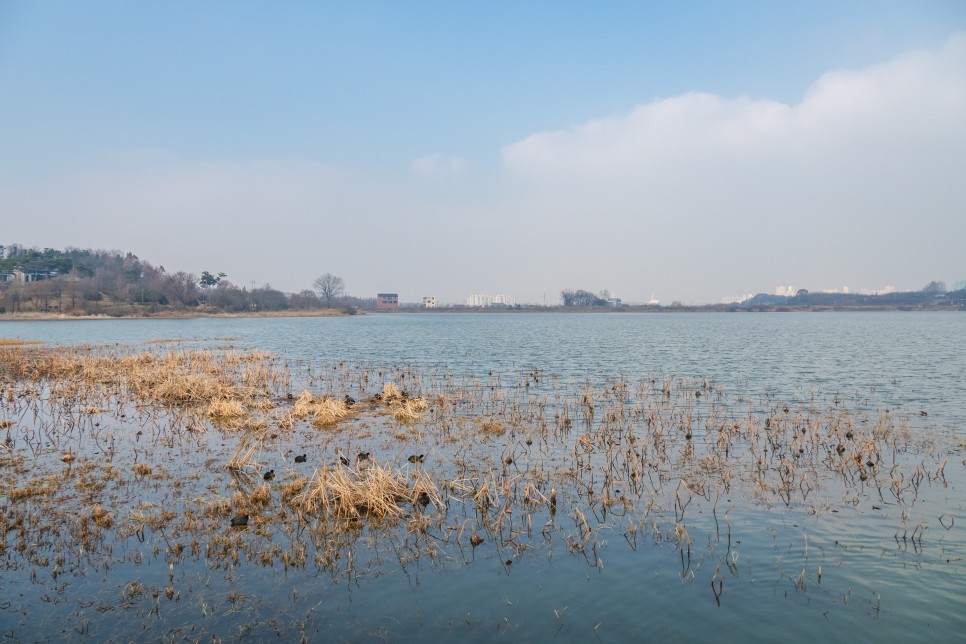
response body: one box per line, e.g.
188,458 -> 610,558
2,2 -> 965,303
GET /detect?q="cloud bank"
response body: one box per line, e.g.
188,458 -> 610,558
3,35 -> 964,304
495,33 -> 966,301
503,34 -> 966,177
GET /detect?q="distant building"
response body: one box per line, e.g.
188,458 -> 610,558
466,293 -> 515,307
376,293 -> 399,310
465,294 -> 488,307
422,296 -> 437,308
0,269 -> 55,283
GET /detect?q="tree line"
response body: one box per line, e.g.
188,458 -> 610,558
740,281 -> 965,309
560,289 -> 612,307
0,244 -> 360,315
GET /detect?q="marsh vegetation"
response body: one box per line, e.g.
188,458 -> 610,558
0,338 -> 962,640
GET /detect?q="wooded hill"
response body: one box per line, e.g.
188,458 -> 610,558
0,244 -> 329,315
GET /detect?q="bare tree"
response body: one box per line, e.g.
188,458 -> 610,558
313,273 -> 346,308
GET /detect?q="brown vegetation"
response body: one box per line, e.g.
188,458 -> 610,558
0,340 -> 958,639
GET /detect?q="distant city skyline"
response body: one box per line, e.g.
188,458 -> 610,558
1,2 -> 964,304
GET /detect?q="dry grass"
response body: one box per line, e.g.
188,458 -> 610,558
0,345 -> 284,432
249,483 -> 272,508
391,397 -> 429,422
133,463 -> 153,478
0,339 -> 956,618
227,428 -> 270,470
207,398 -> 250,426
293,461 -> 438,520
8,476 -> 60,500
481,418 -> 506,436
380,382 -> 429,422
381,382 -> 402,401
286,391 -> 351,427
280,477 -> 308,503
91,505 -> 114,528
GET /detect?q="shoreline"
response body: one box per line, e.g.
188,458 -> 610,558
0,308 -> 352,321
1,305 -> 963,322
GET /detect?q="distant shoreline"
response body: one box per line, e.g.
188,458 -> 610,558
1,304 -> 962,322
387,304 -> 964,313
0,308 -> 351,322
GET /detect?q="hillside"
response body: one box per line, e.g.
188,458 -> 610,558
0,244 -> 332,316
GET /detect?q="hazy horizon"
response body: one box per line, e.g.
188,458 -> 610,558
2,2 -> 964,304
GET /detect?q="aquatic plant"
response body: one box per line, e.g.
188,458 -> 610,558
0,340 -> 960,640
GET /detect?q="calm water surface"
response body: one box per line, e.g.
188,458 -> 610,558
1,312 -> 963,642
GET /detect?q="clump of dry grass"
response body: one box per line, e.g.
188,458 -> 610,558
207,398 -> 249,426
293,461 -> 437,520
133,463 -> 153,479
392,397 -> 429,422
381,382 -> 402,402
285,391 -> 351,427
481,418 -> 506,436
380,382 -> 429,422
280,477 -> 307,503
249,484 -> 272,508
91,505 -> 113,528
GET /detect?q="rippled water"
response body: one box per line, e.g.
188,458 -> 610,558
1,311 -> 964,641
4,311 -> 965,421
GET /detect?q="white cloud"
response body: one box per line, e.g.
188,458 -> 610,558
503,33 -> 966,177
409,153 -> 468,177
497,33 -> 966,301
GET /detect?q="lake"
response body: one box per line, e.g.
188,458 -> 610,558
0,312 -> 963,641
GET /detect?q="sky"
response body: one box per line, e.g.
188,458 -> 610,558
1,1 -> 965,305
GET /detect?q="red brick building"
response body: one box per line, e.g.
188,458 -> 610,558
376,293 -> 399,309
